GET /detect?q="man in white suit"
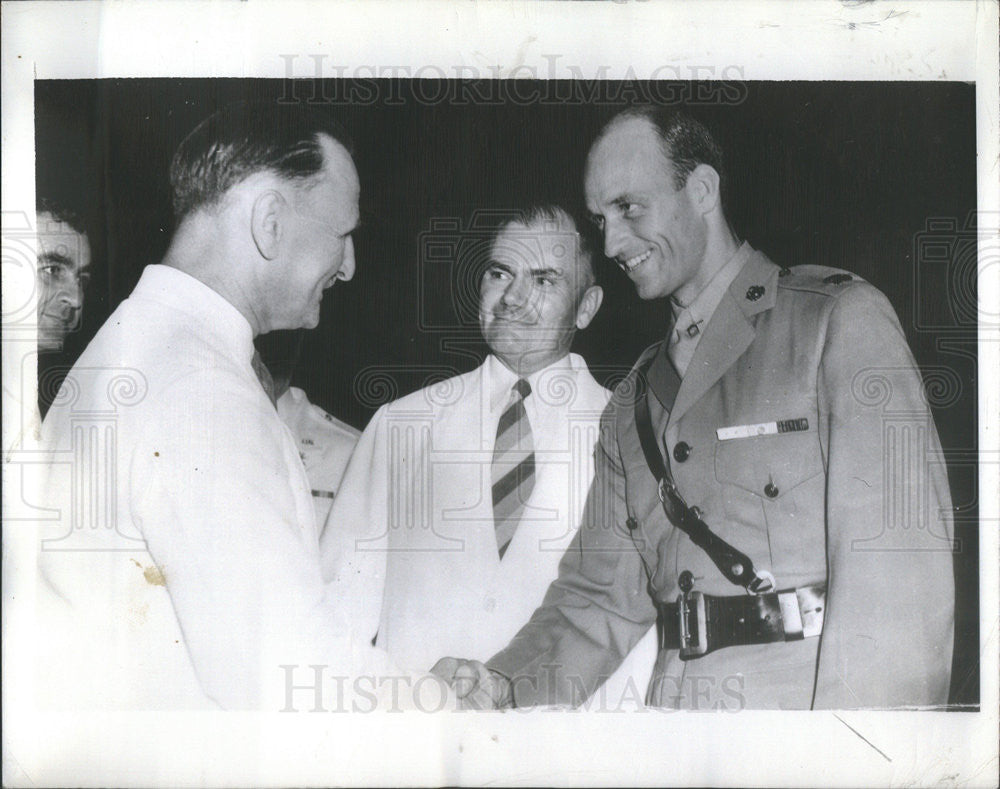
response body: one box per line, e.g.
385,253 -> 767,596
29,102 -> 448,712
322,205 -> 657,708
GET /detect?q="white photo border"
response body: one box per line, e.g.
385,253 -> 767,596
3,1 -> 997,786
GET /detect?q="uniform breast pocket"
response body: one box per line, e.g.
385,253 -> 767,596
714,431 -> 826,582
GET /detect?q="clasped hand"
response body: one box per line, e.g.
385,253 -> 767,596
430,657 -> 511,710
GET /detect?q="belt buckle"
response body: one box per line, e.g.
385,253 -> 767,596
677,590 -> 708,660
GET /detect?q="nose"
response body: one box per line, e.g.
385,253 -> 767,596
499,272 -> 532,309
338,237 -> 356,282
57,280 -> 83,310
602,217 -> 629,260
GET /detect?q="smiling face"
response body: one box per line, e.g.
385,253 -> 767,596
585,116 -> 709,304
35,210 -> 91,351
267,135 -> 360,331
479,215 -> 599,376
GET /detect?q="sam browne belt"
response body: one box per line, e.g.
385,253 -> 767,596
632,353 -> 826,659
659,573 -> 826,660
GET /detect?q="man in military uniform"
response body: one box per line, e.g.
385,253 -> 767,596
257,329 -> 361,527
432,106 -> 955,710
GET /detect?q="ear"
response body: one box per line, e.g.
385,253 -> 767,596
574,284 -> 604,330
685,163 -> 722,215
250,190 -> 285,261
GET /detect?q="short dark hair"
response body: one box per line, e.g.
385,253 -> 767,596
169,101 -> 354,221
603,106 -> 725,197
36,196 -> 87,237
497,203 -> 598,290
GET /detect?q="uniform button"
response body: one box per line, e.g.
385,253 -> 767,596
764,482 -> 779,498
678,570 -> 694,593
484,597 -> 496,612
690,506 -> 703,520
673,441 -> 691,462
625,517 -> 638,531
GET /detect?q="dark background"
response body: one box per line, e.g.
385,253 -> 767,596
35,78 -> 979,708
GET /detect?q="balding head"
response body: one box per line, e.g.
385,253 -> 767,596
162,103 -> 360,336
585,108 -> 735,305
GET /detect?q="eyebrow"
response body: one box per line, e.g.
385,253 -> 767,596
487,261 -> 565,276
37,251 -> 74,266
37,251 -> 90,275
530,267 -> 565,279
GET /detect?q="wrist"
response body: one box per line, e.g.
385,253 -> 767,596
488,669 -> 514,708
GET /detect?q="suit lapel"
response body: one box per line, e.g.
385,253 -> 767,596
669,251 -> 779,426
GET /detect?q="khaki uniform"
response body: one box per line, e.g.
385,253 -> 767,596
488,249 -> 955,710
276,386 -> 360,528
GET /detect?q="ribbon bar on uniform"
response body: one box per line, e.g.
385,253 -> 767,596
716,417 -> 809,441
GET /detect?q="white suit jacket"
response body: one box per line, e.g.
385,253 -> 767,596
30,265 -> 410,711
322,353 -> 657,706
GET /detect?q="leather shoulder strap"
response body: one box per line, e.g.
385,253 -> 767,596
632,355 -> 772,594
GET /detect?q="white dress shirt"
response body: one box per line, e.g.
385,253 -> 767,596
322,353 -> 658,708
32,265 -> 414,711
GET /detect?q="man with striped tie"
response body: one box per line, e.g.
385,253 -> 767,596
321,204 -> 658,706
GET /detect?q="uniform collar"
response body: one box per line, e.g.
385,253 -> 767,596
727,247 -> 779,318
670,241 -> 752,343
666,246 -> 780,424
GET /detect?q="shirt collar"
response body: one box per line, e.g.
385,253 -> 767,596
132,264 -> 255,364
670,241 -> 751,341
486,352 -> 582,413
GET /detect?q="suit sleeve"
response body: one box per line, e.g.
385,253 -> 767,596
318,404 -> 389,646
487,400 -> 657,707
813,282 -> 955,708
132,375 -> 418,711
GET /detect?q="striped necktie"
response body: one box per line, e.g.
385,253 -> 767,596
492,378 -> 535,559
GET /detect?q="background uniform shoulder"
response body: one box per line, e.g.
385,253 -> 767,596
312,405 -> 362,441
776,264 -> 869,297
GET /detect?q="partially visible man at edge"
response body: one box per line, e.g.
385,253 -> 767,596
32,102 -> 451,711
35,199 -> 91,356
433,106 -> 955,711
35,199 -> 92,419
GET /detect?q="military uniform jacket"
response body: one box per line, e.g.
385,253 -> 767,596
276,386 -> 361,527
488,249 -> 955,710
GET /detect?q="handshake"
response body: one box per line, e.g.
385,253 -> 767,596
430,657 -> 514,710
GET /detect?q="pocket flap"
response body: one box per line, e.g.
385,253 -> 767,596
714,430 -> 823,497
